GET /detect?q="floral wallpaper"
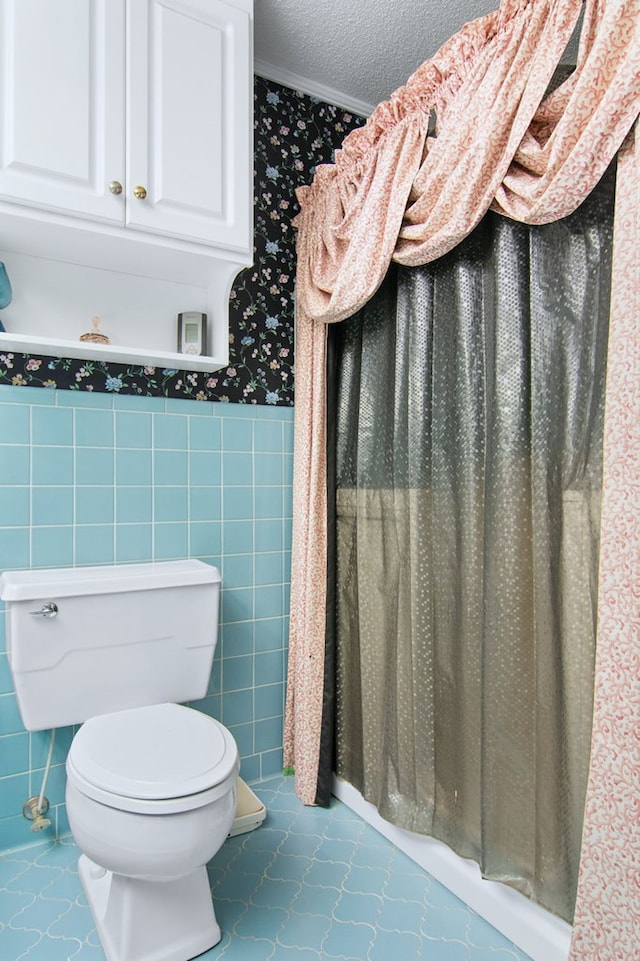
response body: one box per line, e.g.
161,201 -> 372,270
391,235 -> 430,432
0,77 -> 364,406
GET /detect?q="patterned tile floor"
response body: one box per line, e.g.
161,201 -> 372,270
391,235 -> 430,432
0,775 -> 533,961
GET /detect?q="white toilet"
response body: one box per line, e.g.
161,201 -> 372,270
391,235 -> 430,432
0,560 -> 240,961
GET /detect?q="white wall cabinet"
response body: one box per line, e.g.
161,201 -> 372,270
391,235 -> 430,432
0,0 -> 253,372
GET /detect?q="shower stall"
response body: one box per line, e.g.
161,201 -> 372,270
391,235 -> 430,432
325,170 -> 613,961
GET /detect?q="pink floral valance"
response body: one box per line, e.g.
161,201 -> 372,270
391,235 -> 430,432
293,0 -> 640,326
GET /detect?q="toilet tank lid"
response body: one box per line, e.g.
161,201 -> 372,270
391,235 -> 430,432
0,560 -> 220,601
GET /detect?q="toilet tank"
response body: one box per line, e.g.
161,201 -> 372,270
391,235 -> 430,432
0,560 -> 221,731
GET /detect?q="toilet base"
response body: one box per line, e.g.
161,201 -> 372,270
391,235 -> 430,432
78,855 -> 221,961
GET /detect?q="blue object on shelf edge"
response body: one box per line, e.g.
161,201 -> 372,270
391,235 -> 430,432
0,261 -> 12,311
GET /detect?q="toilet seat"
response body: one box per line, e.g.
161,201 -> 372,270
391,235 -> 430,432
66,703 -> 239,815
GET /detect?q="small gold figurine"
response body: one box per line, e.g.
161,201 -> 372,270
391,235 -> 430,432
80,315 -> 110,345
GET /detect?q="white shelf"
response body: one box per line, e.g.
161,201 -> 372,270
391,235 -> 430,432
0,331 -> 226,373
0,251 -> 241,374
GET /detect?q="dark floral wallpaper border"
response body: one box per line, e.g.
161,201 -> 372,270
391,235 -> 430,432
0,77 -> 364,406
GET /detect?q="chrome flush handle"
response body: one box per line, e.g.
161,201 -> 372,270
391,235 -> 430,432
29,602 -> 58,619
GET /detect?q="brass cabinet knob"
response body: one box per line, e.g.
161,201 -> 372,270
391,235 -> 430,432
133,185 -> 147,199
109,180 -> 123,195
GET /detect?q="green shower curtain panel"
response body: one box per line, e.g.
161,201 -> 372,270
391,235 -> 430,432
330,169 -> 614,923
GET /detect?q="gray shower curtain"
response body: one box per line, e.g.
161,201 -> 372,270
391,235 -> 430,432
329,167 -> 614,922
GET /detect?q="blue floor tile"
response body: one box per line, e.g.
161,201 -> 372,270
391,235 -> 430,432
332,889 -> 382,926
369,927 -> 423,961
291,882 -> 342,918
234,903 -> 287,941
377,895 -> 430,934
9,894 -> 72,932
276,910 -> 331,951
343,863 -> 388,895
322,918 -> 377,958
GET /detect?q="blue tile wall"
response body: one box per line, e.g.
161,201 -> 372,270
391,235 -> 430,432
0,385 -> 293,852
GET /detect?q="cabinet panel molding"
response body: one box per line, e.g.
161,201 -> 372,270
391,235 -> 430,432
0,0 -> 125,223
127,0 -> 252,250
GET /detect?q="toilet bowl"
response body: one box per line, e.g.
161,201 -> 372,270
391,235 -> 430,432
65,703 -> 240,961
0,560 -> 241,961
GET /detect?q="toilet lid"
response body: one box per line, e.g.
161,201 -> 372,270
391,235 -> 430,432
68,703 -> 238,801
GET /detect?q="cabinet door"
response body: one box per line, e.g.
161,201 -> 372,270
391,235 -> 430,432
0,0 -> 125,223
127,0 -> 252,251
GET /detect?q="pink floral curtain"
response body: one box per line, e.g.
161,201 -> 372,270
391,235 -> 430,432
286,0 -> 640,953
568,119 -> 640,958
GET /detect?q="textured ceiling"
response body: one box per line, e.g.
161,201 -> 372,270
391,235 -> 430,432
254,0 -> 498,114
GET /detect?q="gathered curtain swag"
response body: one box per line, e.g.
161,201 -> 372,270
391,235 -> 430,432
285,0 -> 640,956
